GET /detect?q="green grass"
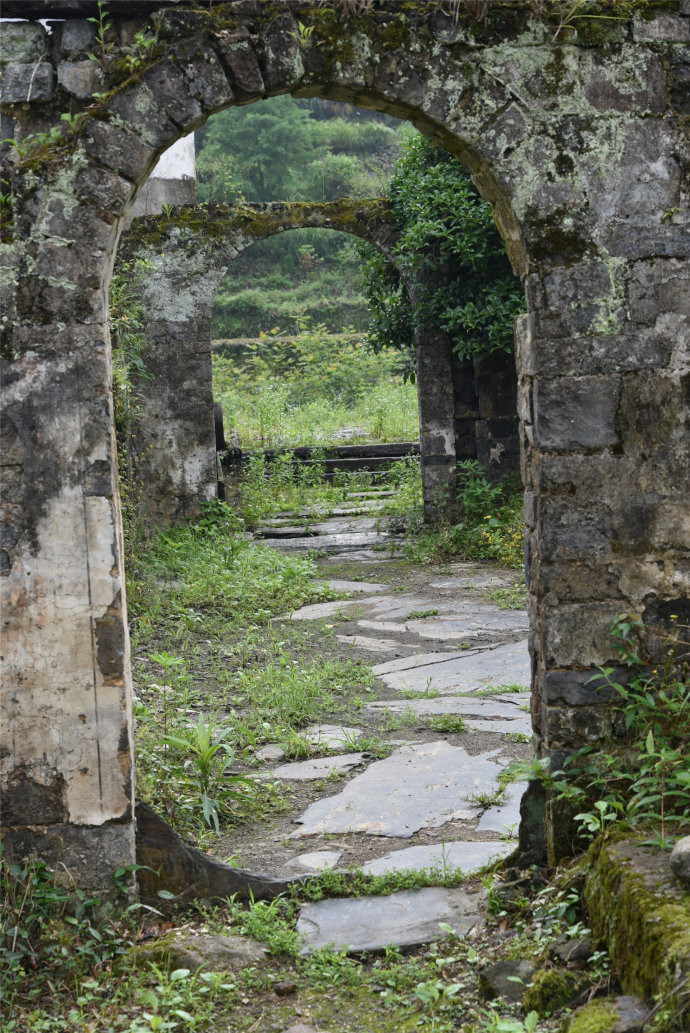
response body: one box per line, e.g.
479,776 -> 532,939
213,328 -> 419,448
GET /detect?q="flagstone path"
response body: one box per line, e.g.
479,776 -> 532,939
218,489 -> 532,953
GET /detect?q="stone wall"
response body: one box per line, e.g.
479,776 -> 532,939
1,0 -> 688,889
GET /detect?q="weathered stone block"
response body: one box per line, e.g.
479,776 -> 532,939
583,54 -> 666,114
537,559 -> 623,603
585,837 -> 690,1014
176,44 -> 234,112
670,836 -> 690,889
633,11 -> 690,42
534,376 -> 620,451
0,62 -> 54,103
83,120 -> 155,183
627,259 -> 690,325
257,12 -> 304,93
57,60 -> 102,99
75,166 -> 134,215
109,85 -> 178,150
514,313 -> 535,375
540,668 -> 620,707
1,821 -> 136,896
216,26 -> 265,97
670,46 -> 690,114
0,22 -> 47,67
1,766 -> 67,825
532,331 -> 673,377
540,500 -> 612,561
543,602 -> 621,668
55,19 -> 96,59
544,703 -> 613,747
142,59 -> 204,129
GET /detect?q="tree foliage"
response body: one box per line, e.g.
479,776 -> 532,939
196,96 -> 398,204
359,133 -> 524,369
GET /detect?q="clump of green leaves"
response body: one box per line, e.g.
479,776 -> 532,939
558,614 -> 690,847
402,461 -> 524,569
0,847 -> 134,1020
359,132 -> 525,376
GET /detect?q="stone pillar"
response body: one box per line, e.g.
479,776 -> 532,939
473,350 -> 519,479
1,105 -> 138,893
131,258 -> 224,527
518,250 -> 690,861
415,326 -> 457,522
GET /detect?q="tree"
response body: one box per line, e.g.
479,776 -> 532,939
359,133 -> 524,373
196,96 -> 314,201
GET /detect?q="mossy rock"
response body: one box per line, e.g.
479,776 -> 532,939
584,836 -> 690,1031
561,995 -> 648,1033
522,966 -> 586,1017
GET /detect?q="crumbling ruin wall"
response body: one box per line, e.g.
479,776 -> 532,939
1,0 -> 688,889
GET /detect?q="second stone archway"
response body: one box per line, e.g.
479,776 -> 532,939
119,198 -> 519,526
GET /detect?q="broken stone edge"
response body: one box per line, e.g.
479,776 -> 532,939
135,801 -> 300,904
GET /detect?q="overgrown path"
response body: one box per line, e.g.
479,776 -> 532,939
212,485 -> 532,953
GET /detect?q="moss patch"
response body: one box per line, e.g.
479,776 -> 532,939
562,998 -> 619,1033
584,836 -> 690,1031
522,966 -> 585,1016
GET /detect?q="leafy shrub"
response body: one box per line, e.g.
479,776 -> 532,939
359,132 -> 525,371
553,614 -> 690,847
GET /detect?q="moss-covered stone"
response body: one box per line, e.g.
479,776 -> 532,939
561,999 -> 620,1033
522,966 -> 585,1016
584,836 -> 690,1031
561,995 -> 650,1033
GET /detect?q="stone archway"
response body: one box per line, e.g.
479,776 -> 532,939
119,197 -> 518,524
2,1 -> 688,890
118,198 -> 403,525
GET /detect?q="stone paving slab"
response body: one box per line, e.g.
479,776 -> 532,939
310,518 -> 381,534
293,742 -> 502,838
304,724 -> 362,749
271,753 -> 365,781
366,696 -> 530,720
337,634 -> 409,652
378,640 -> 530,694
357,619 -> 410,634
255,744 -> 285,762
409,613 -> 528,640
367,597 -> 522,622
256,525 -> 318,539
321,548 -> 400,564
465,716 -> 532,736
297,886 -> 482,954
372,651 -> 481,675
289,599 -> 359,620
284,850 -> 342,873
476,782 -> 527,834
316,579 -> 388,593
429,575 -> 510,590
360,839 -> 513,877
264,532 -> 384,553
366,595 -> 441,618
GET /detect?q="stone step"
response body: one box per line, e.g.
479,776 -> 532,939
360,839 -> 513,877
297,885 -> 483,954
